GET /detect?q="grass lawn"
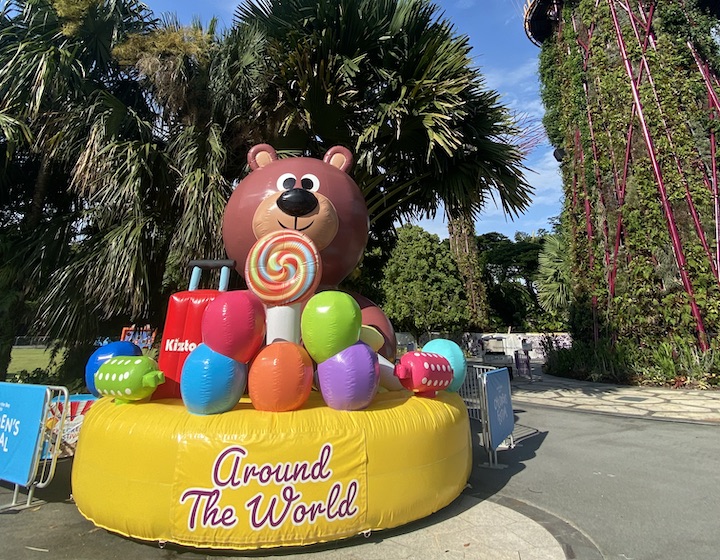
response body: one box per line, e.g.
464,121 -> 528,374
8,346 -> 59,375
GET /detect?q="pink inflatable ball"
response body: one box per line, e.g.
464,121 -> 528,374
248,341 -> 313,412
316,341 -> 380,411
201,290 -> 266,363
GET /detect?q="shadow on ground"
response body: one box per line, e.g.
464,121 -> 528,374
464,408 -> 548,501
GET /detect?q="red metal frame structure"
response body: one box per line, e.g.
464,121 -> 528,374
525,0 -> 720,350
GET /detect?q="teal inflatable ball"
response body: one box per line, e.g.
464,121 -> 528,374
422,339 -> 467,392
300,291 -> 362,363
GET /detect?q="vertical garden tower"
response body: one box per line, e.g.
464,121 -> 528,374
525,0 -> 720,352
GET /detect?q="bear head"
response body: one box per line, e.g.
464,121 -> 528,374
223,144 -> 369,288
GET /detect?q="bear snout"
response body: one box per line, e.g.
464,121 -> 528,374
277,189 -> 319,217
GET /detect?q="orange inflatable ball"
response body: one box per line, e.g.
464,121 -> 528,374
248,341 -> 313,412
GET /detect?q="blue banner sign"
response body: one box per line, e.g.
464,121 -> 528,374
484,368 -> 514,450
0,382 -> 50,486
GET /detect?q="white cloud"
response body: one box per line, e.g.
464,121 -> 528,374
484,57 -> 539,93
524,146 -> 563,206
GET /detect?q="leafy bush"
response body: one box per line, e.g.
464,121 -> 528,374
636,336 -> 720,389
542,334 -> 720,388
542,336 -> 633,384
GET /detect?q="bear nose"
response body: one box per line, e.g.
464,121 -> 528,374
277,188 -> 318,216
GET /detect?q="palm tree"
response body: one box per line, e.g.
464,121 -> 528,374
536,233 -> 571,319
233,0 -> 532,231
233,0 -> 531,327
1,0 -> 534,382
0,0 -> 159,375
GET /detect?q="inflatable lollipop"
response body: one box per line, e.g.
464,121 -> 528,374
245,230 -> 321,343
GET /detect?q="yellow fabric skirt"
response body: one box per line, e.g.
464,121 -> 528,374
72,390 -> 471,550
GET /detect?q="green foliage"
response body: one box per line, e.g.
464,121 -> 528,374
476,231 -> 558,330
536,0 -> 720,385
234,0 -> 532,224
635,336 -> 720,388
536,233 -> 571,319
381,224 -> 468,339
542,336 -> 633,384
0,0 -> 532,390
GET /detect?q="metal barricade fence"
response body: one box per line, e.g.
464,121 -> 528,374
458,363 -> 497,422
458,364 -> 515,467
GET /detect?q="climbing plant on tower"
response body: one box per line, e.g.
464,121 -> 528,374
530,0 -> 720,386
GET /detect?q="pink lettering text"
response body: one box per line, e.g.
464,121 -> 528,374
180,488 -> 238,530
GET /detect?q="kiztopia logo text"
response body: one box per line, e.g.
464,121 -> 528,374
164,338 -> 198,352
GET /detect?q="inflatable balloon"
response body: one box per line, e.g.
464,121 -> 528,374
350,292 -> 397,361
201,290 -> 266,362
94,356 -> 164,404
316,341 -> 379,410
180,343 -> 247,415
85,341 -> 142,397
359,325 -> 385,353
421,339 -> 467,392
248,341 -> 313,412
377,354 -> 404,391
301,291 -> 362,363
395,351 -> 453,398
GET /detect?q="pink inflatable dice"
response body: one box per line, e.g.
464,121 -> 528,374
394,351 -> 453,398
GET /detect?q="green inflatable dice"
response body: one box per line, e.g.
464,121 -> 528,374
301,291 -> 362,364
95,356 -> 165,404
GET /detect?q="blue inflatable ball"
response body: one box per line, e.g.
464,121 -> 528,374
180,343 -> 247,415
85,341 -> 142,397
422,339 -> 467,392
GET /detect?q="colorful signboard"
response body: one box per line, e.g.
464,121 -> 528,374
0,382 -> 49,487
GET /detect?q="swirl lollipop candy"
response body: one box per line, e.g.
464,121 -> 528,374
245,231 -> 321,343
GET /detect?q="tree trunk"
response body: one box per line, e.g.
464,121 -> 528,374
447,212 -> 489,331
29,154 -> 52,229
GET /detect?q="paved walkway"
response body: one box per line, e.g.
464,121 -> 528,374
511,370 -> 720,424
4,372 -> 720,559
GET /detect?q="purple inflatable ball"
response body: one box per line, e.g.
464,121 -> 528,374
85,341 -> 142,397
316,341 -> 379,411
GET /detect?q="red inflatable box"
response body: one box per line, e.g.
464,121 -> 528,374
153,261 -> 234,400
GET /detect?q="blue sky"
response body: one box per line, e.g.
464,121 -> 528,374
147,0 -> 563,239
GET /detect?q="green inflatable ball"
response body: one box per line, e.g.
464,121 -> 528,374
301,291 -> 362,364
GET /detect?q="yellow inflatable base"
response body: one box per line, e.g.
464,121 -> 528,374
72,391 -> 471,551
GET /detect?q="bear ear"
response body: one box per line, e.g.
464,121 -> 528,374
323,146 -> 353,173
248,144 -> 278,170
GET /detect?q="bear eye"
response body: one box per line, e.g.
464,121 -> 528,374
277,173 -> 296,191
300,174 -> 320,192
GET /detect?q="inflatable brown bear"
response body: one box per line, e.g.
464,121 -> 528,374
223,144 -> 368,289
223,144 -> 396,360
